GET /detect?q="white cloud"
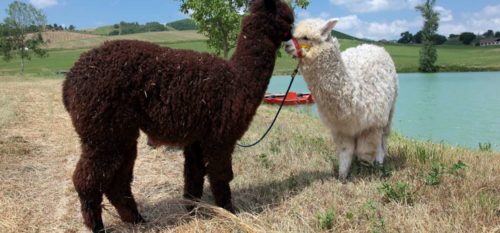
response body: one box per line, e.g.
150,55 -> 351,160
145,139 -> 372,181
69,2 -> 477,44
30,0 -> 58,8
439,4 -> 500,35
329,0 -> 422,13
477,4 -> 500,17
330,14 -> 421,40
335,15 -> 363,31
367,20 -> 413,38
435,6 -> 453,22
299,3 -> 500,40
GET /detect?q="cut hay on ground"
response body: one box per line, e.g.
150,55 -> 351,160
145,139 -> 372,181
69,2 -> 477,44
0,76 -> 498,232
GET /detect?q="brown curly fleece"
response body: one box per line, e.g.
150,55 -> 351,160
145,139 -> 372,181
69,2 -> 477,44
62,0 -> 294,231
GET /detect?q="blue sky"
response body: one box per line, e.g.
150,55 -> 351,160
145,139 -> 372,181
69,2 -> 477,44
1,0 -> 499,40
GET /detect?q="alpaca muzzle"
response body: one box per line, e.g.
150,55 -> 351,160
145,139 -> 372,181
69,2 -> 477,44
291,38 -> 309,59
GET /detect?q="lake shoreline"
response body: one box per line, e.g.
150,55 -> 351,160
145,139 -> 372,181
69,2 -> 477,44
273,66 -> 500,76
267,72 -> 500,151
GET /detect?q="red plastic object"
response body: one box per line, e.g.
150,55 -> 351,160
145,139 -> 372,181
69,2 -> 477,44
263,92 -> 315,105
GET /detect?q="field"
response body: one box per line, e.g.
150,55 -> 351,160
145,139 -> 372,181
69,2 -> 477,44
1,31 -> 500,76
0,76 -> 499,232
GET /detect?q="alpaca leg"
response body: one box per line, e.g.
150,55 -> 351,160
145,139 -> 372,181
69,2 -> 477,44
379,106 -> 395,164
183,142 -> 206,212
376,140 -> 385,165
356,129 -> 383,166
74,140 -> 141,232
204,144 -> 235,213
73,146 -> 114,232
73,158 -> 104,233
104,143 -> 145,224
335,134 -> 355,180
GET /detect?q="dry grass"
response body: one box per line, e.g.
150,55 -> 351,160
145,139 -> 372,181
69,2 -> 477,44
40,31 -> 100,48
0,76 -> 498,233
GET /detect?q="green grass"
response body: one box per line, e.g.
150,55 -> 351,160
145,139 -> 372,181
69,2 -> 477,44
83,25 -> 116,36
1,31 -> 500,76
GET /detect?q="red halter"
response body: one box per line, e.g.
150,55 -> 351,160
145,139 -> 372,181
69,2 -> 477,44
291,38 -> 304,59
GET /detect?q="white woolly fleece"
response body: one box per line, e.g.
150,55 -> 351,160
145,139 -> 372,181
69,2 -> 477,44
288,18 -> 399,179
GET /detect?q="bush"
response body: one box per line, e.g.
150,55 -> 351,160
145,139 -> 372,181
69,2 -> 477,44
108,30 -> 120,36
459,32 -> 476,45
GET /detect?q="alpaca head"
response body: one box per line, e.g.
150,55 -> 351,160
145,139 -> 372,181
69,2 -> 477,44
285,18 -> 339,60
247,0 -> 295,44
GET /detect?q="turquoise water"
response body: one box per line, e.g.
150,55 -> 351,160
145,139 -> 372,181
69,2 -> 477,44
268,72 -> 500,150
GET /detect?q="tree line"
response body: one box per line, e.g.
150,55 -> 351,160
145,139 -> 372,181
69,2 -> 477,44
46,23 -> 76,31
398,29 -> 500,45
108,21 -> 169,36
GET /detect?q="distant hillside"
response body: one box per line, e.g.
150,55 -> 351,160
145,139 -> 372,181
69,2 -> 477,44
332,30 -> 360,40
41,30 -> 206,49
166,19 -> 198,31
41,31 -> 100,48
84,25 -> 115,36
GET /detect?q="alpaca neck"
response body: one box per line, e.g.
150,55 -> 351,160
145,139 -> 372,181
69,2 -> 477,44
301,41 -> 352,104
230,19 -> 279,105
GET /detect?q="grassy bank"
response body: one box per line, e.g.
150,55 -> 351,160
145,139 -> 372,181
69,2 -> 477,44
1,31 -> 500,76
0,77 -> 498,232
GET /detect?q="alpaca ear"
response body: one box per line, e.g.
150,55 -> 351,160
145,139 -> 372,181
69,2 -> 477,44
321,18 -> 339,37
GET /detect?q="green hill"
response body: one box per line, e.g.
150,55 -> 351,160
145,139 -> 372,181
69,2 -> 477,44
166,19 -> 198,31
84,25 -> 116,36
332,30 -> 359,40
1,29 -> 500,76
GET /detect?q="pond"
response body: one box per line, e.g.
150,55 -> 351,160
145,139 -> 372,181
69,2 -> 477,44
268,72 -> 500,150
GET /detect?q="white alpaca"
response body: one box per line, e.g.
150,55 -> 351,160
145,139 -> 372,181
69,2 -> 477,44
285,18 -> 398,179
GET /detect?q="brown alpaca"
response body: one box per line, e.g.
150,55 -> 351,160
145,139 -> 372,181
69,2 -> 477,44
62,0 -> 294,232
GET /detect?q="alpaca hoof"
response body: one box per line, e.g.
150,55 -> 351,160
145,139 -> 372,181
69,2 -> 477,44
92,224 -> 105,233
134,214 -> 147,224
359,160 -> 373,167
185,204 -> 198,215
223,203 -> 237,214
338,172 -> 349,183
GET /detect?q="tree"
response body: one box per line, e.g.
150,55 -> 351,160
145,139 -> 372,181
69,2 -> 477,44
459,32 -> 476,45
495,31 -> 500,37
144,22 -> 166,32
179,0 -> 309,59
433,34 -> 447,45
398,31 -> 413,44
415,0 -> 440,73
68,25 -> 75,31
483,30 -> 494,38
0,1 -> 47,73
413,30 -> 423,43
